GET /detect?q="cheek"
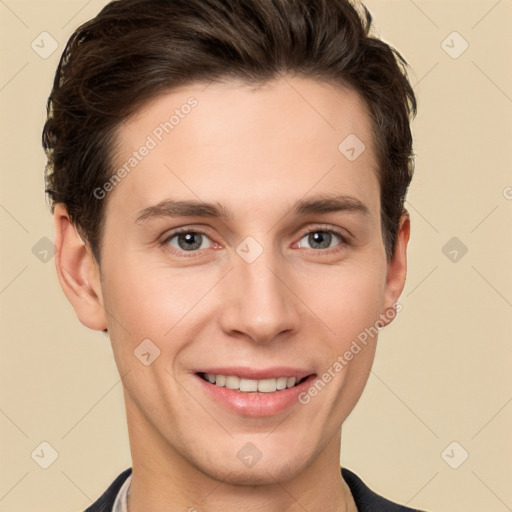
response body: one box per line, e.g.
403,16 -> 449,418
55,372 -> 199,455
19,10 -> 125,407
308,262 -> 387,344
100,262 -> 189,363
100,264 -> 202,412
294,265 -> 386,432
100,257 -> 230,374
103,257 -> 205,329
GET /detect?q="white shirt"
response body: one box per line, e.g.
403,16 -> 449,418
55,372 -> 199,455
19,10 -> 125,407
112,473 -> 131,512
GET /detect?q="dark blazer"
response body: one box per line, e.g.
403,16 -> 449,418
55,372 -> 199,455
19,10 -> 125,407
85,467 -> 426,511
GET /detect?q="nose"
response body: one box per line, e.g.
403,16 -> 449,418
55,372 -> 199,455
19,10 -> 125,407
218,243 -> 301,345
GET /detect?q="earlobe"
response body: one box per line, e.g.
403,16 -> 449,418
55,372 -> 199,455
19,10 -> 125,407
379,211 -> 410,327
53,204 -> 107,331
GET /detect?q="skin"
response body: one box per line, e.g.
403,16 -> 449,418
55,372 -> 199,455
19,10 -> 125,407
54,76 -> 410,512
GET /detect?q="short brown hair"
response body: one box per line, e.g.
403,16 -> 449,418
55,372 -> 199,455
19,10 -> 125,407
43,0 -> 416,262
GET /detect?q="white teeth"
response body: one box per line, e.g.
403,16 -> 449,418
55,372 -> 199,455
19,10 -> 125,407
276,377 -> 288,390
239,378 -> 258,392
202,373 -> 304,392
257,378 -> 277,393
225,375 -> 240,389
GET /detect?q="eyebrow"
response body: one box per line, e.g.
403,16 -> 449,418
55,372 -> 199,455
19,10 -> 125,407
135,193 -> 370,224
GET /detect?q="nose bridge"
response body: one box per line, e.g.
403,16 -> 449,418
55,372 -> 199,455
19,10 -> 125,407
219,237 -> 299,343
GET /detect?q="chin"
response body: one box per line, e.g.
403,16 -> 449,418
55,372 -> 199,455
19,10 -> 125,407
192,439 -> 316,486
206,459 -> 303,486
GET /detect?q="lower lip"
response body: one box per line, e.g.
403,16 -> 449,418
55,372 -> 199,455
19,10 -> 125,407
194,373 -> 317,417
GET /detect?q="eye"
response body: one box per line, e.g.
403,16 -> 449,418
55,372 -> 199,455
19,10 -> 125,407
163,230 -> 214,253
160,226 -> 348,257
297,228 -> 346,251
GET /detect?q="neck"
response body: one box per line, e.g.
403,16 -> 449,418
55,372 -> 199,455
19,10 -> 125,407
124,396 -> 357,512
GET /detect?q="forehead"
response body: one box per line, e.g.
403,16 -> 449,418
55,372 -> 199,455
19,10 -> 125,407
107,76 -> 380,222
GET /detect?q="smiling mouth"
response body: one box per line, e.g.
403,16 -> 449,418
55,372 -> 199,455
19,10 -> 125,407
197,372 -> 310,393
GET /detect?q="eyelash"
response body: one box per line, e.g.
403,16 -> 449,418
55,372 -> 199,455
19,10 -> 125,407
160,226 -> 349,257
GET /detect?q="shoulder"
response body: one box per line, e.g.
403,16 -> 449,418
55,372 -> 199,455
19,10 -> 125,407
342,467 -> 428,512
84,468 -> 132,512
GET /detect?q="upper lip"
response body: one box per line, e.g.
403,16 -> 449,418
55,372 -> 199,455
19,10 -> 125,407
194,367 -> 315,380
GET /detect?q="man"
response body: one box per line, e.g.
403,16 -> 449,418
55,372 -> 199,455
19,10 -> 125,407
43,0 -> 425,510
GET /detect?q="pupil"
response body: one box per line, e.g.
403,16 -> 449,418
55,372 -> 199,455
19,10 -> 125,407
309,231 -> 331,249
178,233 -> 202,251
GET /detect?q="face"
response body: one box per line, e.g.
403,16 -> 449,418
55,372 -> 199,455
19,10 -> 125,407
75,77 -> 407,484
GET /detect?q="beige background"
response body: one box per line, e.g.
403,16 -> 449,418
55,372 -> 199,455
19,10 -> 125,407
1,0 -> 511,510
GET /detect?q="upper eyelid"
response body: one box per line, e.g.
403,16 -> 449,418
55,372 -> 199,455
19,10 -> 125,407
298,225 -> 347,238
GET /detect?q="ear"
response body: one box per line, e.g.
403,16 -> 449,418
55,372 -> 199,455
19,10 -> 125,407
53,203 -> 107,331
379,211 -> 410,327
